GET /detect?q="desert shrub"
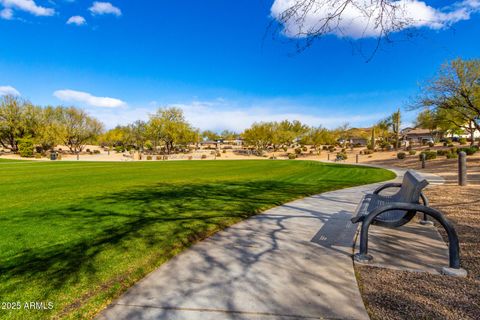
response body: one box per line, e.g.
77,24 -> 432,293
201,154 -> 207,159
322,146 -> 328,150
419,151 -> 437,161
363,149 -> 374,155
328,146 -> 336,152
114,146 -> 124,153
336,152 -> 347,160
437,149 -> 449,156
458,147 -> 478,156
288,153 -> 296,159
216,152 -> 221,157
397,152 -> 406,159
459,138 -> 467,145
447,143 -> 454,147
269,156 -> 276,160
156,156 -> 162,160
146,155 -> 152,160
427,141 -> 435,147
294,148 -> 302,155
282,147 -> 288,152
446,152 -> 458,159
409,150 -> 417,155
93,150 -> 100,154
188,156 -> 192,160
302,146 -> 307,152
34,153 -> 42,159
18,137 -> 34,158
222,149 -> 226,153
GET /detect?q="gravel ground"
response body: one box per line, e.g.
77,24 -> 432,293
356,157 -> 480,320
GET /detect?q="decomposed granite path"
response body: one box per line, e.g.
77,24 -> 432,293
98,170 -> 444,320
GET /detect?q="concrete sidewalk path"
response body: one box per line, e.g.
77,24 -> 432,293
98,181 -> 388,320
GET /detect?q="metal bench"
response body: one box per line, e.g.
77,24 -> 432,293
351,170 -> 465,275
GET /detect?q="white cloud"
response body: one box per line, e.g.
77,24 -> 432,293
0,7 -> 13,19
271,0 -> 480,39
0,85 -> 20,96
159,99 -> 386,132
53,89 -> 126,108
89,1 -> 121,16
66,15 -> 86,25
0,0 -> 55,17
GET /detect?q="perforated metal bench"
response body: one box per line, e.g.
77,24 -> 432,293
351,170 -> 465,275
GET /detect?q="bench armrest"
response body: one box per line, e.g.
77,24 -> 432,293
373,183 -> 402,195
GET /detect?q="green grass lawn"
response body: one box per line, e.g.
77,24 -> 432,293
0,160 -> 394,319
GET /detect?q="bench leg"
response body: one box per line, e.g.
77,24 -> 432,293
419,192 -> 434,225
353,203 -> 466,276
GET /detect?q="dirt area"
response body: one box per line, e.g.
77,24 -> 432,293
356,153 -> 480,320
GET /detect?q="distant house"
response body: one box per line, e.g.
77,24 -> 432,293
402,128 -> 438,143
350,137 -> 369,146
338,127 -> 371,146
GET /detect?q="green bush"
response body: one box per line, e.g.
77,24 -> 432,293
114,146 -> 124,153
458,147 -> 478,156
18,137 -> 34,158
459,138 -> 467,145
288,153 -> 296,159
446,152 -> 458,159
397,152 -> 406,159
437,149 -> 449,156
419,151 -> 437,161
336,152 -> 347,160
409,150 -> 417,155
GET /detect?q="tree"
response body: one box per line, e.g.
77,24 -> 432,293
302,126 -> 333,153
242,122 -> 274,153
148,107 -> 198,154
415,109 -> 442,142
220,130 -> 237,141
55,107 -> 103,154
129,120 -> 148,151
202,130 -> 220,141
416,58 -> 480,145
99,127 -> 127,154
35,106 -> 62,151
270,0 -> 469,60
0,95 -> 41,152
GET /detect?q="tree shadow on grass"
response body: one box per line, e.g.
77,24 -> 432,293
1,179 -> 336,316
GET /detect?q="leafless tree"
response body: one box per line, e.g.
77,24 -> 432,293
268,0 -> 468,61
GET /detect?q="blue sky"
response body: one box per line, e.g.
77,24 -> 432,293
0,0 -> 479,131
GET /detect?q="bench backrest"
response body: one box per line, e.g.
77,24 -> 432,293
394,170 -> 429,203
